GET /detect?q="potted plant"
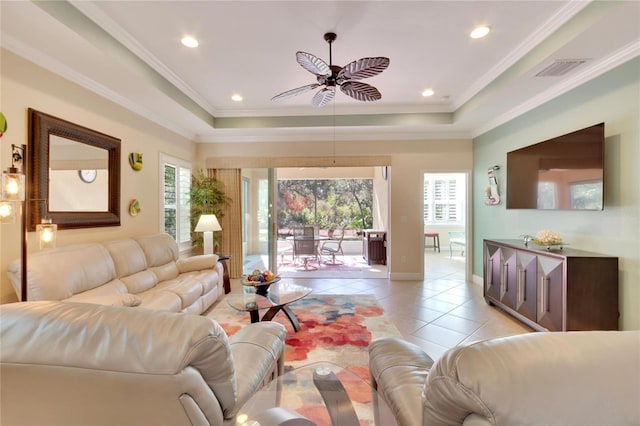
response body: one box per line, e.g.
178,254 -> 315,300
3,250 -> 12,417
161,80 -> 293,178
189,169 -> 231,250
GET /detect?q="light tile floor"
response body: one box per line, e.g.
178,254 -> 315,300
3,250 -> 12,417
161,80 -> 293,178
230,251 -> 533,362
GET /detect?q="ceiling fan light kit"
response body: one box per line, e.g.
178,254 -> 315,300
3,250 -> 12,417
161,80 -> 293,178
272,32 -> 389,107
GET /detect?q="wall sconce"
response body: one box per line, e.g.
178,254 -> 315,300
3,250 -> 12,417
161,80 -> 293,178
37,217 -> 57,250
195,214 -> 222,255
1,153 -> 25,201
1,143 -> 58,301
0,200 -> 18,224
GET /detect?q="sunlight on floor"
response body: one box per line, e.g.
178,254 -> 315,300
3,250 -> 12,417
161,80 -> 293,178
233,249 -> 532,362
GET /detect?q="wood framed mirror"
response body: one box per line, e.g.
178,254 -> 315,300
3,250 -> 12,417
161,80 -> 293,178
28,108 -> 121,230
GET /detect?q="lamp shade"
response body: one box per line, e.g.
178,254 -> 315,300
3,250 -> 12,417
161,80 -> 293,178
195,214 -> 222,232
37,219 -> 57,250
2,169 -> 25,201
0,201 -> 17,224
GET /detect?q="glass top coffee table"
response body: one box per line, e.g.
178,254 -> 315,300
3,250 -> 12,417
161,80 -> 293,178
235,361 -> 398,426
226,281 -> 312,332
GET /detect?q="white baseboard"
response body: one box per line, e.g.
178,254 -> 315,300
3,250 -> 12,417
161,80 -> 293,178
389,272 -> 424,280
472,274 -> 483,285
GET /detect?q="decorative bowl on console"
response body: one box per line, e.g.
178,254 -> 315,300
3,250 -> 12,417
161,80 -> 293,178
242,269 -> 280,295
532,230 -> 566,250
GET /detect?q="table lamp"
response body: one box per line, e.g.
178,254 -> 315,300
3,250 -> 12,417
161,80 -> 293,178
195,214 -> 222,255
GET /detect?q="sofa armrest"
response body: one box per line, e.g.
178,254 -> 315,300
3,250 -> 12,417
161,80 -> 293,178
425,331 -> 640,425
369,337 -> 434,426
176,254 -> 220,273
229,322 -> 287,415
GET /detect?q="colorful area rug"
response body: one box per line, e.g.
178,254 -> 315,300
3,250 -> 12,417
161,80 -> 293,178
206,294 -> 402,380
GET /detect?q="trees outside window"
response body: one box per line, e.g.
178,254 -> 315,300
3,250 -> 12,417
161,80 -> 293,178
277,179 -> 373,235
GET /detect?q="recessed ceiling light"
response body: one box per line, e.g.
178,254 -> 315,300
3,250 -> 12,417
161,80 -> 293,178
231,94 -> 243,102
422,89 -> 435,97
181,36 -> 199,48
470,25 -> 491,39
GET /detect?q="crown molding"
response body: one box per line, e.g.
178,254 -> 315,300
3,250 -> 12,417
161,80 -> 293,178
455,0 -> 591,111
472,40 -> 640,137
195,126 -> 471,144
69,1 -> 219,117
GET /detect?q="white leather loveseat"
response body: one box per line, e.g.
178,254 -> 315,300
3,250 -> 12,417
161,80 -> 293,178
1,301 -> 287,426
7,233 -> 224,314
369,331 -> 640,425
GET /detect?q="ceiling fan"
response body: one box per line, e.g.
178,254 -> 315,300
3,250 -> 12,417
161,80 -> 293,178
271,32 -> 390,108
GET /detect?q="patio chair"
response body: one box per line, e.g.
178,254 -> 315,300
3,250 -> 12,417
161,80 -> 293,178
320,228 -> 345,265
448,231 -> 466,257
292,232 -> 320,269
277,239 -> 293,265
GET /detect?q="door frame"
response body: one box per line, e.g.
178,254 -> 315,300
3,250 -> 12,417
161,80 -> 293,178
422,170 -> 472,282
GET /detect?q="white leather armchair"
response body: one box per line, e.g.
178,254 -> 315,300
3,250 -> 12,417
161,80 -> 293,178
1,301 -> 287,426
369,331 -> 640,425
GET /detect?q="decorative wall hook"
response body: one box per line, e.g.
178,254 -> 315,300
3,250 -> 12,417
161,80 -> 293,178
129,152 -> 143,171
485,166 -> 501,205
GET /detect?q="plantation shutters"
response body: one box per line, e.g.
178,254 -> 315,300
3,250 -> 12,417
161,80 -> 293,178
424,174 -> 465,224
161,154 -> 192,251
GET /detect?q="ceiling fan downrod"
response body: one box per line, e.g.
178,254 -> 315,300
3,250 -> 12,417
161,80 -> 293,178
323,32 -> 341,87
324,32 -> 337,65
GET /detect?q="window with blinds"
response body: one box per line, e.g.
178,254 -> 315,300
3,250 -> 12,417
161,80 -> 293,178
161,154 -> 192,251
424,173 -> 465,224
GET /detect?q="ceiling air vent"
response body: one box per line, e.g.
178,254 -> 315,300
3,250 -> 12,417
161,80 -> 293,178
535,59 -> 588,77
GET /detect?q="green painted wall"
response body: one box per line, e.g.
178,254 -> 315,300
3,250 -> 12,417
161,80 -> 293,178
473,58 -> 640,330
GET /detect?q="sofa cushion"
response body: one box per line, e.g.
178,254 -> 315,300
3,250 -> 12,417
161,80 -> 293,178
134,233 -> 179,267
174,278 -> 204,308
182,298 -> 204,315
195,271 -> 218,294
137,290 -> 183,312
10,244 -> 116,301
68,292 -> 142,307
176,270 -> 218,294
149,262 -> 180,282
102,239 -> 148,278
121,270 -> 158,294
65,279 -> 128,301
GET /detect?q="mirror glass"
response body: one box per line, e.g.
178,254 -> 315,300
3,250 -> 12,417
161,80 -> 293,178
28,109 -> 121,230
49,135 -> 109,212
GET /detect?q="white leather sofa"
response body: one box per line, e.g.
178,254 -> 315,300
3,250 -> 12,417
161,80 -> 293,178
7,233 -> 224,314
1,301 -> 287,426
369,331 -> 640,425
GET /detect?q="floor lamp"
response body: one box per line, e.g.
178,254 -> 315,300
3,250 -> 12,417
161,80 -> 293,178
1,143 -> 57,301
195,214 -> 222,255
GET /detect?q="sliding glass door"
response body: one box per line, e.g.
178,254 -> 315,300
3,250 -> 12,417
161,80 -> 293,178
241,168 -> 277,275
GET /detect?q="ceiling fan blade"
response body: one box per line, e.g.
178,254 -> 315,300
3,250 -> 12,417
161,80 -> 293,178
338,57 -> 390,81
340,81 -> 382,102
296,51 -> 331,77
271,83 -> 320,102
311,87 -> 335,107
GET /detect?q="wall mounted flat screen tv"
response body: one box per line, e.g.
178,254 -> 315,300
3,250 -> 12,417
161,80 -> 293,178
506,123 -> 604,210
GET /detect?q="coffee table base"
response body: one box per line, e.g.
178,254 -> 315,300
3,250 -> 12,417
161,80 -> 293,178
249,304 -> 301,332
237,362 -> 398,426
